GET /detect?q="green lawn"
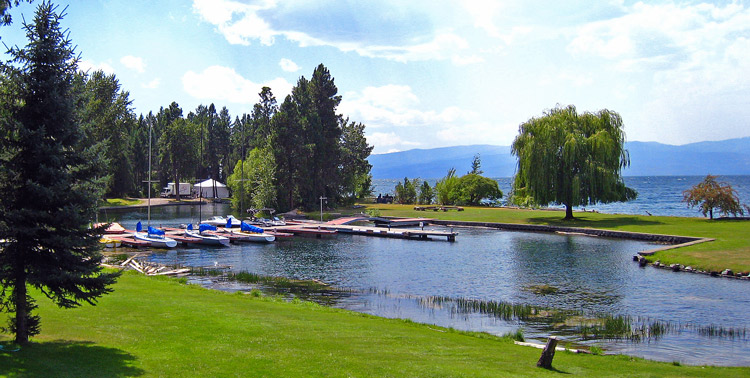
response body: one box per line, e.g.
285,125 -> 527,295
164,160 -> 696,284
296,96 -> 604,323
102,198 -> 143,207
359,204 -> 750,273
1,272 -> 747,377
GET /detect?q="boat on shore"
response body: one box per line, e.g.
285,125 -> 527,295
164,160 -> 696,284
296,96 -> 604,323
185,224 -> 230,246
134,221 -> 177,248
99,237 -> 122,248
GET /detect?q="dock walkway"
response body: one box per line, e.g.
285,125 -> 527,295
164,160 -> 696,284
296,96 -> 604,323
320,223 -> 457,242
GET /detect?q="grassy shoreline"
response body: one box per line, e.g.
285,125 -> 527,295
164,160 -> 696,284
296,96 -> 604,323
2,271 -> 748,377
358,204 -> 750,273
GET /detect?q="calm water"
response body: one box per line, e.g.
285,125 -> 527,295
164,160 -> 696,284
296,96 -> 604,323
373,175 -> 750,218
103,203 -> 750,366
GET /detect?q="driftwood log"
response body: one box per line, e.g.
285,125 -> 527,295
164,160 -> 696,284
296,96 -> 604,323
536,336 -> 558,369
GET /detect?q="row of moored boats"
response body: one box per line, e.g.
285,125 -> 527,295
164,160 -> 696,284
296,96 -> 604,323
100,215 -> 281,248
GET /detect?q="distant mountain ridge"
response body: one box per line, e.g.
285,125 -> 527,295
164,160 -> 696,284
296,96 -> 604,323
368,137 -> 750,179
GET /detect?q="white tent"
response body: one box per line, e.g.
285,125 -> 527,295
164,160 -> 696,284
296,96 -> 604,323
195,179 -> 230,199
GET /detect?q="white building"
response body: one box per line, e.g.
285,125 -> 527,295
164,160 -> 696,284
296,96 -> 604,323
195,179 -> 229,199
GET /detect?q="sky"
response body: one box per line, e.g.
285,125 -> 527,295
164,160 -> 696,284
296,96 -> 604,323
1,0 -> 749,154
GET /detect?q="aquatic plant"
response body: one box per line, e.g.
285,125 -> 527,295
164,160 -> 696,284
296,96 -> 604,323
503,328 -> 525,342
527,284 -> 559,295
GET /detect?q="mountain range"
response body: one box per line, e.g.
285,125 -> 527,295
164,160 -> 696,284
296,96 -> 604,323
368,137 -> 750,179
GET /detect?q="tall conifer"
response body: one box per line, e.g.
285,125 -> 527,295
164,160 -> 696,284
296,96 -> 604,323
0,1 -> 118,344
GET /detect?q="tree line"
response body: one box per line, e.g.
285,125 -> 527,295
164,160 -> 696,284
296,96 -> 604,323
43,62 -> 372,212
0,1 -> 373,344
392,155 -> 503,206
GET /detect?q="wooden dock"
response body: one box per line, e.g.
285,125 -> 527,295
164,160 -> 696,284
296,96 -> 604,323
320,223 -> 457,242
267,225 -> 338,238
109,235 -> 151,248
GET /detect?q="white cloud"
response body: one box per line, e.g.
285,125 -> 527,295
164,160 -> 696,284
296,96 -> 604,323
340,85 -> 465,129
367,132 -> 420,154
120,55 -> 145,73
279,58 -> 300,72
436,122 -> 514,146
192,0 -> 279,46
192,0 -> 473,64
182,65 -> 293,104
78,60 -> 115,74
567,2 -> 750,67
141,78 -> 161,89
462,0 -> 505,38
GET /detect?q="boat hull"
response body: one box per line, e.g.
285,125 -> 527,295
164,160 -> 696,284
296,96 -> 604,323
134,232 -> 178,248
186,230 -> 230,246
230,231 -> 275,243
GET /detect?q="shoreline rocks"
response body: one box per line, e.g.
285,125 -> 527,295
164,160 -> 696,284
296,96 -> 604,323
633,257 -> 750,280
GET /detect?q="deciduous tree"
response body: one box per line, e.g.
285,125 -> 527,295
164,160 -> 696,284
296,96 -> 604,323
418,180 -> 434,205
435,168 -> 460,205
158,117 -> 199,201
511,105 -> 636,219
683,175 -> 744,219
227,147 -> 276,212
457,174 -> 502,205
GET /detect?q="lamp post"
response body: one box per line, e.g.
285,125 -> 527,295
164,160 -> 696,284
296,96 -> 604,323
319,196 -> 327,222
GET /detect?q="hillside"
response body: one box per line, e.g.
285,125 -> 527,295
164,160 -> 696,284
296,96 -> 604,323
368,137 -> 750,178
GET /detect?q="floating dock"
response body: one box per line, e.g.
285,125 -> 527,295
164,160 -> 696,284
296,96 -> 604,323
320,223 -> 457,242
267,225 -> 338,238
108,235 -> 151,248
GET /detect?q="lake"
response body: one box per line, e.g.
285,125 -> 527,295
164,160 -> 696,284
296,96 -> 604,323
373,175 -> 750,218
103,202 -> 750,366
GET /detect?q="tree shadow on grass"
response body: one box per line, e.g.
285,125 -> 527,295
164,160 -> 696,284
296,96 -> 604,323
525,216 -> 664,229
0,340 -> 144,377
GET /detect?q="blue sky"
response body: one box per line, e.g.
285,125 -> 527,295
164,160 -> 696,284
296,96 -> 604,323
2,0 -> 749,153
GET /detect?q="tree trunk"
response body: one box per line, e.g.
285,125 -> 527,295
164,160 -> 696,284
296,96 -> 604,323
14,274 -> 28,345
709,208 -> 713,219
174,169 -> 180,202
536,336 -> 559,369
564,204 -> 574,220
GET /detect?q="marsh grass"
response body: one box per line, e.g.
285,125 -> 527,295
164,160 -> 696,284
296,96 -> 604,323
2,272 -> 748,376
412,294 -> 746,344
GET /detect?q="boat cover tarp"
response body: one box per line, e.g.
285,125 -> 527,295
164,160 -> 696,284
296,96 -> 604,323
136,221 -> 143,232
241,222 -> 263,233
148,226 -> 165,236
199,224 -> 217,233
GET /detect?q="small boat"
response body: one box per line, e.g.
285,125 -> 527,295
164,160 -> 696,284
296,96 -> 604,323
94,222 -> 126,234
185,224 -> 230,246
201,215 -> 241,227
268,216 -> 286,226
134,221 -> 178,248
227,222 -> 276,243
99,237 -> 122,248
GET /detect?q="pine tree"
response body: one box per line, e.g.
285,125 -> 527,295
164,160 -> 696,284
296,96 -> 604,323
0,1 -> 118,344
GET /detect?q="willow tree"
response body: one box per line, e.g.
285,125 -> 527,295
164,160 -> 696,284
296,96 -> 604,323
511,105 -> 636,219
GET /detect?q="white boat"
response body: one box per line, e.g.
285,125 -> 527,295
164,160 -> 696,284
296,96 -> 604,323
134,222 -> 178,248
228,222 -> 275,243
186,224 -> 230,246
201,215 -> 241,227
269,217 -> 286,226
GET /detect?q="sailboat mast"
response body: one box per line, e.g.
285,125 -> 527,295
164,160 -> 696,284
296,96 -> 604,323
147,123 -> 152,227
